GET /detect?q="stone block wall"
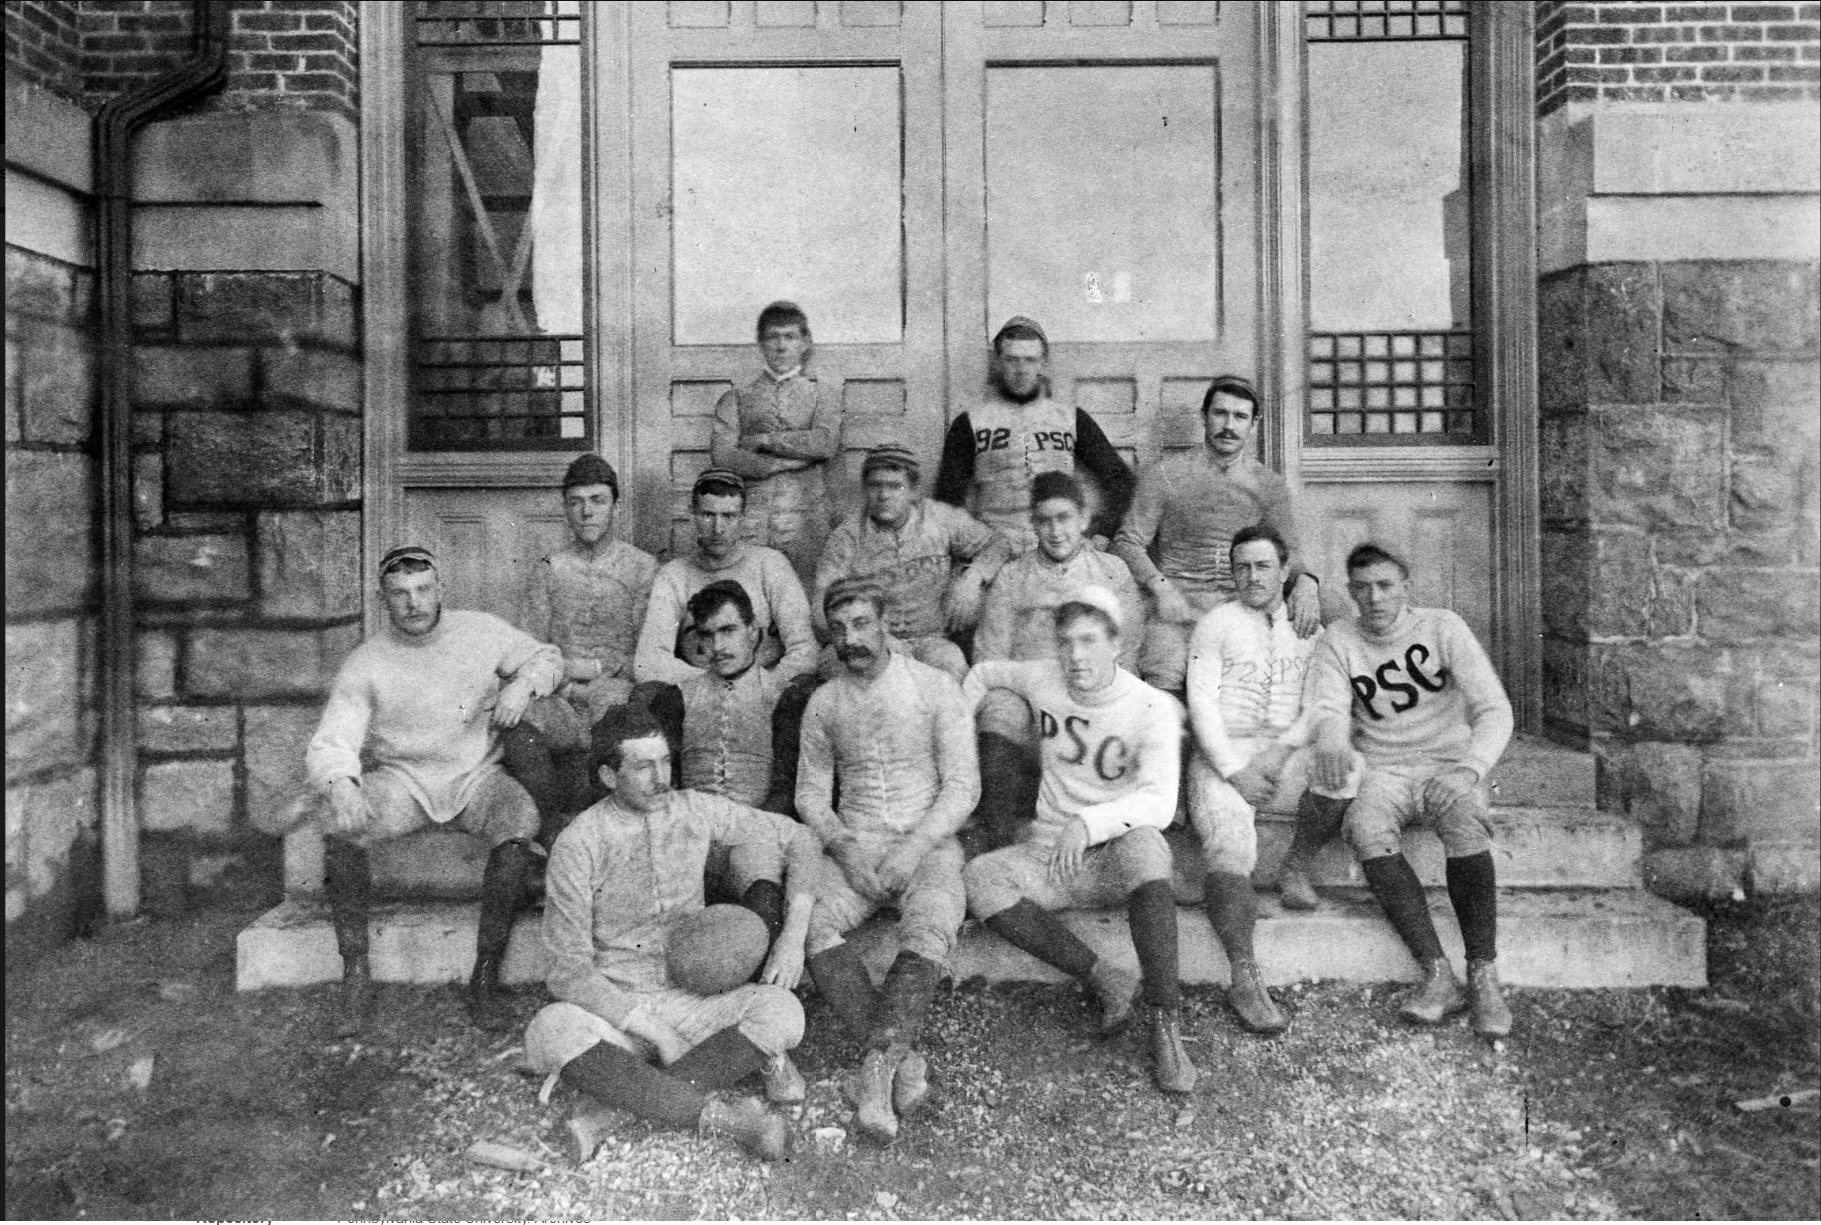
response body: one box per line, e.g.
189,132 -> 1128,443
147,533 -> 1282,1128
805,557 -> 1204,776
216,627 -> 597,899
5,244 -> 103,966
5,0 -> 84,104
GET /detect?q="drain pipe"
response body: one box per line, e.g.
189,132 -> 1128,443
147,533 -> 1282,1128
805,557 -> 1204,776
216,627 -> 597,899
94,0 -> 231,921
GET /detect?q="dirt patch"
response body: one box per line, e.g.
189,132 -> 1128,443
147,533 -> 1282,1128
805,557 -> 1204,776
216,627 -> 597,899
6,900 -> 1818,1220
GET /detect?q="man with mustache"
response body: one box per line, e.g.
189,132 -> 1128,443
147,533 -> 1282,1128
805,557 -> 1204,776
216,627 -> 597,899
1114,376 -> 1321,700
796,579 -> 978,1143
297,546 -> 564,1036
934,316 -> 1134,554
1184,525 -> 1361,1035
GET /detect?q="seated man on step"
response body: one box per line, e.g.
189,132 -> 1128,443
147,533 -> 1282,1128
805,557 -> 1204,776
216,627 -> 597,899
960,586 -> 1198,1096
504,453 -> 659,848
798,579 -> 979,1143
634,469 -> 818,687
1302,543 -> 1515,1038
641,579 -> 819,941
300,546 -> 563,1037
813,442 -> 1013,682
971,470 -> 1146,849
1184,524 -> 1361,1036
524,703 -> 821,1163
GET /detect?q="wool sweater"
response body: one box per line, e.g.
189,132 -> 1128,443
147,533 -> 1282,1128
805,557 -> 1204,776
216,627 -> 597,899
677,664 -> 789,805
972,544 -> 1147,669
1113,448 -> 1307,595
814,499 -> 1013,640
796,649 -> 979,854
934,398 -> 1135,545
963,660 -> 1183,847
523,537 -> 660,683
305,610 -> 563,821
1185,600 -> 1326,778
632,544 -> 818,686
1305,606 -> 1513,780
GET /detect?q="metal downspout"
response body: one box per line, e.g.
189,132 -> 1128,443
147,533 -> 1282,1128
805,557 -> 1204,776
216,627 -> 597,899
94,0 -> 231,921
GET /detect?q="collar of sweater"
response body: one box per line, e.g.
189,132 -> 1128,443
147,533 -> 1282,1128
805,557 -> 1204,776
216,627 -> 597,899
1355,606 -> 1414,643
692,543 -> 750,574
384,615 -> 452,649
1064,665 -> 1132,709
1033,544 -> 1090,573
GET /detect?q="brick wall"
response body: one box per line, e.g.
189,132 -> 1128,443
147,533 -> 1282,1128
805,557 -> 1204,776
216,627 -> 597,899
5,1 -> 85,103
1537,1 -> 1821,115
5,245 -> 103,964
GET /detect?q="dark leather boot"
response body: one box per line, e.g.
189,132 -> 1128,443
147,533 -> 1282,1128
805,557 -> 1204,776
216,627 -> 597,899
469,839 -> 533,1031
1227,957 -> 1289,1035
1147,1003 -> 1200,1094
699,1097 -> 788,1162
1275,853 -> 1321,911
326,840 -> 372,1038
853,1048 -> 899,1143
1400,957 -> 1468,1025
1467,959 -> 1513,1038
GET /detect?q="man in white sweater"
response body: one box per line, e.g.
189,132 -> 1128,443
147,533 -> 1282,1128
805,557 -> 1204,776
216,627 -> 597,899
1184,526 -> 1360,1035
960,586 -> 1198,1096
798,579 -> 979,1142
1304,543 -> 1515,1038
302,546 -> 564,1037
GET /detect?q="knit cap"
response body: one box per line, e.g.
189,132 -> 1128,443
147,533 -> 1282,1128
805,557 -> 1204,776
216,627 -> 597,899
562,453 -> 620,498
860,442 -> 921,481
1056,583 -> 1124,634
993,314 -> 1048,350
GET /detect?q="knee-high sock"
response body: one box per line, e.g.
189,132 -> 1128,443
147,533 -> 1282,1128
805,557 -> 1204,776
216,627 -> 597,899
476,839 -> 534,962
740,879 -> 785,944
666,1025 -> 770,1091
501,724 -> 565,846
809,942 -> 881,1042
560,1041 -> 704,1129
985,898 -> 1098,981
1445,851 -> 1498,963
869,950 -> 941,1051
1360,853 -> 1444,963
325,839 -> 371,961
1288,791 -> 1349,863
1203,870 -> 1257,964
1127,880 -> 1182,1008
763,674 -> 820,817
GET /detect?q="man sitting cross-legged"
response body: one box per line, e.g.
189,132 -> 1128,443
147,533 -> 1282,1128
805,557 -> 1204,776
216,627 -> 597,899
971,470 -> 1146,850
798,579 -> 979,1143
297,546 -> 564,1036
1184,525 -> 1361,1035
634,469 -> 818,687
1303,543 -> 1516,1038
524,703 -> 822,1163
504,453 -> 660,848
813,442 -> 1013,682
960,586 -> 1198,1095
641,579 -> 820,940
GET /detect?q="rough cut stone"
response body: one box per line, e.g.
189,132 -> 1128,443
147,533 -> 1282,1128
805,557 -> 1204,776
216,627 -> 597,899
1589,404 -> 1724,533
1661,260 -> 1820,357
137,630 -> 178,700
1539,530 -> 1589,639
5,620 -> 83,780
1539,417 -> 1588,524
1754,675 -> 1816,740
1729,359 -> 1821,451
133,452 -> 164,532
1584,263 -> 1663,405
1630,741 -> 1705,845
1541,637 -> 1591,737
1697,568 -> 1821,644
132,271 -> 174,337
1659,355 -> 1728,405
4,449 -> 94,618
256,511 -> 361,620
17,321 -> 92,445
1748,842 -> 1821,896
165,411 -> 360,507
243,704 -> 322,831
1701,758 -> 1821,845
1535,267 -> 1586,417
1643,846 -> 1745,903
140,758 -> 236,837
137,704 -> 240,755
134,534 -> 251,605
1730,448 -> 1809,538
5,245 -> 90,325
182,626 -> 345,700
5,768 -> 97,915
261,350 -> 362,414
134,345 -> 255,408
175,271 -> 357,350
1595,642 -> 1730,743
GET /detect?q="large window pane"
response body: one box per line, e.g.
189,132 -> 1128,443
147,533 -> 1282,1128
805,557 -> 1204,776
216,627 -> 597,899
671,66 -> 903,346
986,65 -> 1218,343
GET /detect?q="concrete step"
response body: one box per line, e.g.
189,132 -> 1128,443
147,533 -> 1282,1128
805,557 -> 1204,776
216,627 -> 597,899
237,887 -> 1705,993
1486,734 -> 1597,810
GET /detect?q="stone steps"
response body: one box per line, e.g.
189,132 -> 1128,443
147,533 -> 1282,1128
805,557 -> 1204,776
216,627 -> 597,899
237,887 -> 1706,993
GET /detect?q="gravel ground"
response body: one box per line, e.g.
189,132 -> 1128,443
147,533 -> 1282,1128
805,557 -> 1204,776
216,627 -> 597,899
6,898 -> 1818,1221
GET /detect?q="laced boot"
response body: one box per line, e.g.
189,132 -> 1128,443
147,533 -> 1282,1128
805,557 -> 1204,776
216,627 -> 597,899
334,953 -> 372,1039
1275,853 -> 1321,911
891,1046 -> 930,1117
1227,957 -> 1289,1035
1147,1003 -> 1200,1094
1467,959 -> 1513,1038
763,1052 -> 806,1106
1087,959 -> 1142,1037
853,1048 -> 899,1142
1399,957 -> 1468,1025
699,1097 -> 787,1162
467,953 -> 516,1032
567,1109 -> 616,1164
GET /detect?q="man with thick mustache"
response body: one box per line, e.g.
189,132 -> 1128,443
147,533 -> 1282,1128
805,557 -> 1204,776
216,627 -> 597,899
797,579 -> 978,1143
934,315 -> 1134,554
1114,376 -> 1321,699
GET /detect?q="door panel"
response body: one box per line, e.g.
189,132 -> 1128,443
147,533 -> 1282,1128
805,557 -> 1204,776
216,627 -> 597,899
403,488 -> 570,631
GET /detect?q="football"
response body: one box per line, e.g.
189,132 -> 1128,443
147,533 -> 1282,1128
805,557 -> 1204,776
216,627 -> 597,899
666,904 -> 770,995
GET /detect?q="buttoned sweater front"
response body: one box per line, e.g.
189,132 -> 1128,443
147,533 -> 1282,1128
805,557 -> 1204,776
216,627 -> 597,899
677,665 -> 787,806
1185,600 -> 1326,778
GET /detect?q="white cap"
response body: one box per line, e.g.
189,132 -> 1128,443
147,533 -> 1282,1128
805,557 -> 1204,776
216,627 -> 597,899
1056,584 -> 1124,634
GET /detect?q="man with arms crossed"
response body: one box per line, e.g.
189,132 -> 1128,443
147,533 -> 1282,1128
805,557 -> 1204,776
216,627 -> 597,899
1184,525 -> 1360,1035
524,703 -> 821,1162
814,442 -> 1012,681
1304,543 -> 1515,1037
798,579 -> 979,1143
301,546 -> 563,1036
961,587 -> 1198,1094
1114,376 -> 1321,699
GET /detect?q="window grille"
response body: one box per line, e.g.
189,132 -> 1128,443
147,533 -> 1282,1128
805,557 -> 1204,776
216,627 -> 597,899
1304,0 -> 1468,42
1307,331 -> 1475,438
